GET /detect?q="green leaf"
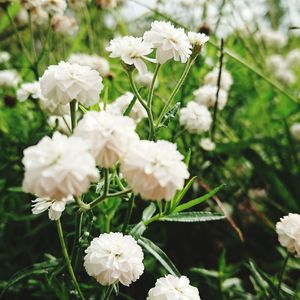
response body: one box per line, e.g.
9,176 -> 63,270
138,237 -> 180,277
175,184 -> 225,212
159,212 -> 225,222
123,96 -> 138,116
190,267 -> 219,278
158,102 -> 180,129
130,222 -> 146,240
142,203 -> 157,221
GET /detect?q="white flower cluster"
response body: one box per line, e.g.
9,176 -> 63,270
0,69 -> 20,88
147,274 -> 201,300
276,213 -> 300,257
51,14 -> 79,36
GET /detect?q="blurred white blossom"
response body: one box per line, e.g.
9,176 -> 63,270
0,69 -> 20,88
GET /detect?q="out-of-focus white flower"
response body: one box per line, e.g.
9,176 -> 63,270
204,68 -> 233,91
43,0 -> 67,15
135,71 -> 158,89
84,232 -> 144,286
147,275 -> 201,300
188,32 -> 209,48
51,15 -> 79,36
95,0 -> 117,8
274,69 -> 295,85
290,123 -> 300,141
40,61 -> 103,106
74,111 -> 139,168
48,115 -> 72,134
22,132 -> 99,200
0,51 -> 10,63
200,138 -> 215,151
179,101 -> 212,134
39,96 -> 70,116
180,0 -> 204,6
276,213 -> 300,257
32,195 -> 73,220
266,55 -> 287,72
0,69 -> 20,88
256,29 -> 287,49
286,49 -> 300,67
106,92 -> 147,123
31,6 -> 49,25
68,0 -> 86,9
17,81 -> 42,102
106,36 -> 153,74
121,140 -> 189,201
16,9 -> 29,26
143,21 -> 192,64
68,53 -> 110,77
193,85 -> 228,110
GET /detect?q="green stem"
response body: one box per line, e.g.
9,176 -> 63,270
103,285 -> 114,300
122,194 -> 134,233
276,252 -> 290,300
127,70 -> 155,140
156,56 -> 195,127
75,196 -> 90,211
147,63 -> 161,107
56,220 -> 85,300
70,100 -> 77,132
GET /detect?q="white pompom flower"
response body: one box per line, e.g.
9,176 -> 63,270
188,32 -> 209,48
143,21 -> 192,64
68,53 -> 110,77
22,132 -> 99,200
51,15 -> 79,36
276,213 -> 300,257
17,81 -> 42,102
40,61 -> 103,107
193,85 -> 228,110
74,111 -> 139,168
0,69 -> 20,88
290,123 -> 300,142
106,92 -> 147,123
84,232 -> 144,286
32,195 -> 73,220
0,51 -> 10,63
42,0 -> 67,15
179,101 -> 212,134
106,36 -> 153,74
200,138 -> 215,151
121,140 -> 189,201
147,275 -> 201,300
204,68 -> 233,91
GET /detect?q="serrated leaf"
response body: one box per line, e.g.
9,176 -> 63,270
159,212 -> 225,222
138,237 -> 180,277
158,102 -> 180,129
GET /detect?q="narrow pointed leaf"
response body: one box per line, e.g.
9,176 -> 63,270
159,212 -> 225,222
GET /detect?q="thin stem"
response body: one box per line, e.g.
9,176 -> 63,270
127,70 -> 155,140
211,38 -> 225,140
70,100 -> 77,132
156,56 -> 195,127
75,196 -> 90,211
71,212 -> 83,261
103,285 -> 114,300
147,63 -> 161,107
276,252 -> 290,300
56,220 -> 85,300
122,194 -> 134,233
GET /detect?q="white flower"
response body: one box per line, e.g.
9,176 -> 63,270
193,85 -> 228,110
106,92 -> 147,123
121,140 -> 189,201
106,36 -> 153,74
43,0 -> 67,15
143,21 -> 192,64
39,96 -> 70,116
22,132 -> 99,200
204,68 -> 233,91
266,55 -> 287,72
51,15 -> 79,36
200,138 -> 215,151
16,81 -> 42,102
135,71 -> 158,88
286,49 -> 300,67
84,232 -> 144,286
16,9 -> 29,26
0,51 -> 10,63
179,101 -> 212,134
40,61 -> 103,106
276,213 -> 300,257
74,111 -> 139,168
95,0 -> 117,8
20,0 -> 49,25
68,53 -> 110,77
290,123 -> 300,141
274,69 -> 295,85
188,32 -> 209,48
256,29 -> 287,49
147,275 -> 201,300
32,195 -> 73,220
0,69 -> 20,88
68,0 -> 86,9
48,115 -> 72,134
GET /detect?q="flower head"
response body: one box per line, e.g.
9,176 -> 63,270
276,213 -> 300,257
179,101 -> 212,134
290,123 -> 300,142
74,111 -> 139,168
40,61 -> 103,106
0,69 -> 20,88
188,32 -> 209,52
22,132 -> 99,200
200,138 -> 215,151
84,232 -> 144,286
193,85 -> 228,110
143,21 -> 192,64
43,0 -> 67,15
17,81 -> 42,102
0,51 -> 10,63
147,275 -> 201,300
106,92 -> 147,123
106,36 -> 153,74
51,15 -> 79,36
204,68 -> 233,91
121,140 -> 189,201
